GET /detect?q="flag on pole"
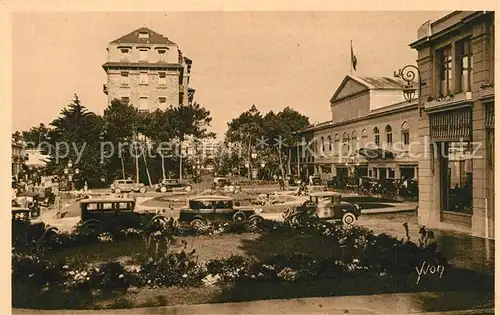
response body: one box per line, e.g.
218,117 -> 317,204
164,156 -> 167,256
351,41 -> 357,71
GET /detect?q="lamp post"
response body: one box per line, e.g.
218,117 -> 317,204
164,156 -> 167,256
64,159 -> 80,191
394,65 -> 424,116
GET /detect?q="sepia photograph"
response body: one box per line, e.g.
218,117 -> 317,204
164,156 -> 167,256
7,6 -> 496,315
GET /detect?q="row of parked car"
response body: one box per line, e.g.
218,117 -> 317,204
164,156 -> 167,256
110,178 -> 193,194
13,190 -> 362,248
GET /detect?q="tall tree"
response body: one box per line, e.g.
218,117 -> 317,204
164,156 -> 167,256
142,109 -> 175,181
171,102 -> 215,179
225,105 -> 264,177
20,123 -> 50,150
47,94 -> 105,187
103,99 -> 140,181
224,105 -> 309,178
275,107 -> 310,174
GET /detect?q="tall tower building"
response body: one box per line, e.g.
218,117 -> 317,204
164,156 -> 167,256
102,27 -> 194,111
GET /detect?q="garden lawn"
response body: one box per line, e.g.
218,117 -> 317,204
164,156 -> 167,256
45,231 -> 347,266
49,234 -> 261,265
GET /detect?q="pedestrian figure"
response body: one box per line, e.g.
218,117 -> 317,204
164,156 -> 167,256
278,177 -> 285,190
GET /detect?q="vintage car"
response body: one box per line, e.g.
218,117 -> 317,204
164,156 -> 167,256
110,179 -> 147,194
12,191 -> 43,217
155,178 -> 192,193
79,197 -> 165,235
179,195 -> 264,227
290,191 -> 361,225
212,177 -> 232,189
12,207 -> 58,248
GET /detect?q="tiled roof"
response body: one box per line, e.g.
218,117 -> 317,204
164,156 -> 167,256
355,76 -> 407,90
110,27 -> 177,46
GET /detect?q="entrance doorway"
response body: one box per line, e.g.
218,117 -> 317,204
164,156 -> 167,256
439,142 -> 473,214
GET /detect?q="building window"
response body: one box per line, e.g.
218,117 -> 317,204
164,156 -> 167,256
342,132 -> 349,143
139,72 -> 148,85
457,38 -> 473,93
385,125 -> 392,145
139,49 -> 148,62
120,72 -> 129,86
320,137 -> 325,153
401,121 -> 410,147
342,133 -> 350,155
388,169 -> 395,179
158,97 -> 167,105
351,131 -> 357,150
120,48 -> 129,61
139,97 -> 149,112
139,31 -> 149,39
158,72 -> 166,86
158,50 -> 166,62
437,45 -> 452,97
373,127 -> 380,146
120,97 -> 130,105
327,135 -> 332,151
441,142 -> 473,214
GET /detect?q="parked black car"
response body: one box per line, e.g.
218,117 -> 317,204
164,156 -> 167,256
289,192 -> 361,225
179,195 -> 264,227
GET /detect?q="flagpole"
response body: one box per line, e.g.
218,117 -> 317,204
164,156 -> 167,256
350,40 -> 353,75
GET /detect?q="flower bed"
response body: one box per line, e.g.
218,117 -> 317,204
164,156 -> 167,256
13,214 -> 460,308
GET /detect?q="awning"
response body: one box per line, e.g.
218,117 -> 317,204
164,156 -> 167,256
430,107 -> 472,141
357,148 -> 394,160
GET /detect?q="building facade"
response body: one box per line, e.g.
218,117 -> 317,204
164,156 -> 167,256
295,75 -> 420,183
410,11 -> 494,238
102,27 -> 194,111
12,140 -> 24,179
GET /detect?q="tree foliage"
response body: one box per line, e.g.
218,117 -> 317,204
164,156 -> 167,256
14,95 -> 215,187
221,105 -> 310,178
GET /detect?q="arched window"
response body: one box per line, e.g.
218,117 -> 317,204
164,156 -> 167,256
327,135 -> 332,151
342,132 -> 349,143
401,122 -> 410,146
361,129 -> 368,138
351,131 -> 358,151
321,136 -> 325,152
373,127 -> 380,146
385,125 -> 392,145
334,134 -> 340,155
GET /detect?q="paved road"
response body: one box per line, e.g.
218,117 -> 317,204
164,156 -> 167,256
12,291 -> 494,314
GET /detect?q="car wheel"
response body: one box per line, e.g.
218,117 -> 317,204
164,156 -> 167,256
248,215 -> 263,227
83,223 -> 101,237
139,187 -> 146,194
190,218 -> 206,228
185,185 -> 192,193
43,229 -> 59,245
290,213 -> 303,225
115,188 -> 121,194
233,211 -> 246,223
151,215 -> 168,227
342,212 -> 356,226
160,186 -> 167,193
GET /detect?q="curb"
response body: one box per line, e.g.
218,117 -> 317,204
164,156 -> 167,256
410,308 -> 495,315
362,208 -> 417,215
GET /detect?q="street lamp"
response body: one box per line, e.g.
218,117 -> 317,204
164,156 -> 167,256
394,65 -> 424,116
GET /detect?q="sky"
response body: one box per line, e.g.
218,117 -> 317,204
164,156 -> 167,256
12,11 -> 449,139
